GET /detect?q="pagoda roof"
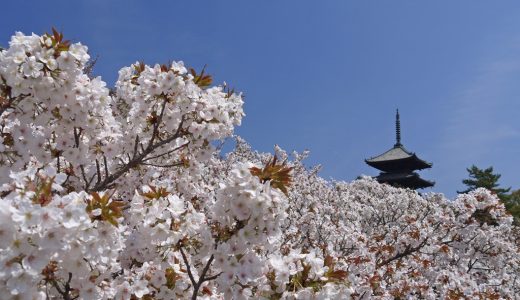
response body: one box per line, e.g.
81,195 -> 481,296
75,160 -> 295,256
375,171 -> 435,189
365,145 -> 432,172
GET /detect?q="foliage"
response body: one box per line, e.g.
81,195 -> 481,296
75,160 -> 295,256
504,189 -> 520,225
459,165 -> 520,223
459,165 -> 511,199
0,30 -> 519,299
250,155 -> 292,196
86,192 -> 125,227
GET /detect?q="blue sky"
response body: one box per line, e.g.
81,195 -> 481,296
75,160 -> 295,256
2,1 -> 519,197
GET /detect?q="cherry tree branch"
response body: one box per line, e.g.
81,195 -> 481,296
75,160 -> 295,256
51,272 -> 74,300
179,245 -> 220,300
89,114 -> 187,192
377,238 -> 429,268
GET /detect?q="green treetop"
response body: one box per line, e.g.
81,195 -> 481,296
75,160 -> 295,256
459,165 -> 511,199
459,165 -> 520,224
504,189 -> 520,225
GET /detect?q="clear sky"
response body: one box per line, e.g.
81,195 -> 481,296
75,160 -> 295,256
2,1 -> 519,198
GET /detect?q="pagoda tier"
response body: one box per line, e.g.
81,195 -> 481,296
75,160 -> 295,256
375,171 -> 434,189
365,145 -> 432,173
365,110 -> 434,190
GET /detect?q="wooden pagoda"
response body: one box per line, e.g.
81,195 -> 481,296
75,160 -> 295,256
365,110 -> 434,189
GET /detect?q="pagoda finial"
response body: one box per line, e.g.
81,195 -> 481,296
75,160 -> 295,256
395,109 -> 401,147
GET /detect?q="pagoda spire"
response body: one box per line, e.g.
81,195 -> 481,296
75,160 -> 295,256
365,110 -> 434,190
395,109 -> 401,147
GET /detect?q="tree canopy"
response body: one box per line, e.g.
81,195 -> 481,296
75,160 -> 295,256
505,189 -> 520,225
459,165 -> 511,199
459,165 -> 520,223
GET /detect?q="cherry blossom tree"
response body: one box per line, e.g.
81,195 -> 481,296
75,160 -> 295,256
225,138 -> 520,299
0,29 -> 519,300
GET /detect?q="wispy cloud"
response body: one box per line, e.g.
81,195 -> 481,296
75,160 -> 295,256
442,43 -> 520,160
435,33 -> 520,197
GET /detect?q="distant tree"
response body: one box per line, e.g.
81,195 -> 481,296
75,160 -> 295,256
459,165 -> 511,200
458,165 -> 520,224
504,189 -> 520,225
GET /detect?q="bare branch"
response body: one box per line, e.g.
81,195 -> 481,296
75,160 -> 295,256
51,272 -> 74,300
95,159 -> 101,184
377,238 -> 429,268
80,165 -> 95,191
202,271 -> 222,282
142,142 -> 189,162
103,155 -> 109,179
179,244 -> 219,300
132,135 -> 140,159
146,98 -> 168,149
73,127 -> 82,148
56,154 -> 61,173
90,116 -> 187,192
140,161 -> 184,168
179,246 -> 196,287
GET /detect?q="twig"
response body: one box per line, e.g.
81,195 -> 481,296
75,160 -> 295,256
179,247 -> 196,287
103,155 -> 109,179
79,165 -> 95,191
51,272 -> 74,300
56,154 -> 61,173
132,135 -> 140,159
142,142 -> 189,162
90,116 -> 186,192
95,159 -> 101,184
179,245 -> 220,300
140,161 -> 184,168
377,238 -> 429,268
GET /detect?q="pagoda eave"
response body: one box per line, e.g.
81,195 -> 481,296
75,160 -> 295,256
375,172 -> 434,189
365,155 -> 432,173
364,110 -> 435,190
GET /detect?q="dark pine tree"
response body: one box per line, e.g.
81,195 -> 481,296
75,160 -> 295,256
504,189 -> 520,225
459,165 -> 520,225
458,165 -> 511,200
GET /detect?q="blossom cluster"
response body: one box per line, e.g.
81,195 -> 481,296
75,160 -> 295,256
0,30 -> 118,188
0,166 -> 124,299
0,29 -> 244,197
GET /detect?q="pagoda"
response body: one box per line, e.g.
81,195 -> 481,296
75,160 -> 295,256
365,110 -> 434,189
